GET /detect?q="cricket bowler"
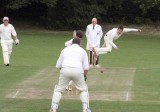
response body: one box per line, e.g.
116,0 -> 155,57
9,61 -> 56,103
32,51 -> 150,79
93,25 -> 141,56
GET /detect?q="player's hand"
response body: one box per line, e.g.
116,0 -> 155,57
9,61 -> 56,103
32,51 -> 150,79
138,29 -> 141,32
84,75 -> 87,81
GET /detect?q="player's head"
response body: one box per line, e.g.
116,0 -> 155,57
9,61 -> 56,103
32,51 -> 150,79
117,25 -> 124,35
3,17 -> 9,26
92,18 -> 97,26
72,38 -> 81,45
76,30 -> 83,39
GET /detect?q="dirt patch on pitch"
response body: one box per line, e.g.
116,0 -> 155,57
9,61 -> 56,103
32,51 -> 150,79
5,66 -> 59,99
6,67 -> 136,101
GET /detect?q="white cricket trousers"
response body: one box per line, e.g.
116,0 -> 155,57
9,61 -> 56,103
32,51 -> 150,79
0,39 -> 13,64
96,36 -> 112,55
51,67 -> 89,109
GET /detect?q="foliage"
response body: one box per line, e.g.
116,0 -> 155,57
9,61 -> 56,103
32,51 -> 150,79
0,0 -> 160,29
133,0 -> 160,13
6,0 -> 57,9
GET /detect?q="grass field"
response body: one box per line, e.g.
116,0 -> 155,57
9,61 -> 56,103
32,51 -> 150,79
0,30 -> 160,112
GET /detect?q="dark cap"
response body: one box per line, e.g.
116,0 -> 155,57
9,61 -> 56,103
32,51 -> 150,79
76,30 -> 83,38
72,38 -> 81,45
118,25 -> 124,30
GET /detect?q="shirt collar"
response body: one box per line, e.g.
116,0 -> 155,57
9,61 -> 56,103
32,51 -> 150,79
72,44 -> 80,47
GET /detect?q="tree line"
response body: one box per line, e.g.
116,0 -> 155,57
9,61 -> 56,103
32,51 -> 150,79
0,0 -> 160,30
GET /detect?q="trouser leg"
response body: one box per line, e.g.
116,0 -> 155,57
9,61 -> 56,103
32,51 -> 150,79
2,51 -> 9,64
72,69 -> 90,109
96,47 -> 109,55
8,43 -> 13,59
1,41 -> 13,65
1,43 -> 9,64
51,68 -> 90,110
95,43 -> 112,55
89,50 -> 96,65
96,56 -> 99,65
89,51 -> 93,65
50,69 -> 70,109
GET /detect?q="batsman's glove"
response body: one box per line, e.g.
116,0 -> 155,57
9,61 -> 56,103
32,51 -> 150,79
15,39 -> 19,45
84,75 -> 87,81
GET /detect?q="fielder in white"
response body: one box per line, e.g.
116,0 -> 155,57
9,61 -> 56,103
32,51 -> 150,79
50,38 -> 91,112
0,17 -> 19,66
86,18 -> 103,67
65,30 -> 83,91
93,25 -> 141,56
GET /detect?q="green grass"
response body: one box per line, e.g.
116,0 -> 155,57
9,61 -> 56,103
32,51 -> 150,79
0,31 -> 160,112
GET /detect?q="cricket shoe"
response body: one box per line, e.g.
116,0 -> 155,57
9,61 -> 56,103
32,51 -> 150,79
89,65 -> 93,68
49,108 -> 57,112
96,64 -> 100,68
83,108 -> 91,112
5,64 -> 10,66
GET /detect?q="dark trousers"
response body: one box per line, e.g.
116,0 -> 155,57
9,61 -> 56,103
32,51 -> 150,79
89,51 -> 99,65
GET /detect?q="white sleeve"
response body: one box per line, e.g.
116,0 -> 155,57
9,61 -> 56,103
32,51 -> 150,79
85,26 -> 92,46
85,26 -> 89,39
123,28 -> 138,33
0,25 -> 2,34
65,38 -> 73,46
99,26 -> 103,39
106,29 -> 112,37
11,25 -> 17,37
82,51 -> 89,70
56,52 -> 63,69
94,26 -> 103,47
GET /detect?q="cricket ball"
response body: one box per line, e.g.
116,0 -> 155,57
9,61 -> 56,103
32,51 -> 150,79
100,70 -> 103,73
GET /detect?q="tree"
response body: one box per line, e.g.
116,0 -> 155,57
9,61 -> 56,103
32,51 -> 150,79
134,0 -> 160,13
6,0 -> 57,9
46,0 -> 124,29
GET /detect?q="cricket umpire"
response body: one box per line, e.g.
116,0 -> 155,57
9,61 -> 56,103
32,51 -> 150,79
85,18 -> 103,68
50,38 -> 91,112
0,17 -> 19,66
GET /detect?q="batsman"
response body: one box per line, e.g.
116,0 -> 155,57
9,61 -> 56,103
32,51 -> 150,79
50,38 -> 91,112
65,30 -> 84,91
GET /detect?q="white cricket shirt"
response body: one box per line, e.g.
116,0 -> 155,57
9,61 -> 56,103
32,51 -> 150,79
106,28 -> 138,40
65,38 -> 73,46
0,24 -> 17,40
105,28 -> 139,48
85,24 -> 103,50
56,44 -> 89,70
